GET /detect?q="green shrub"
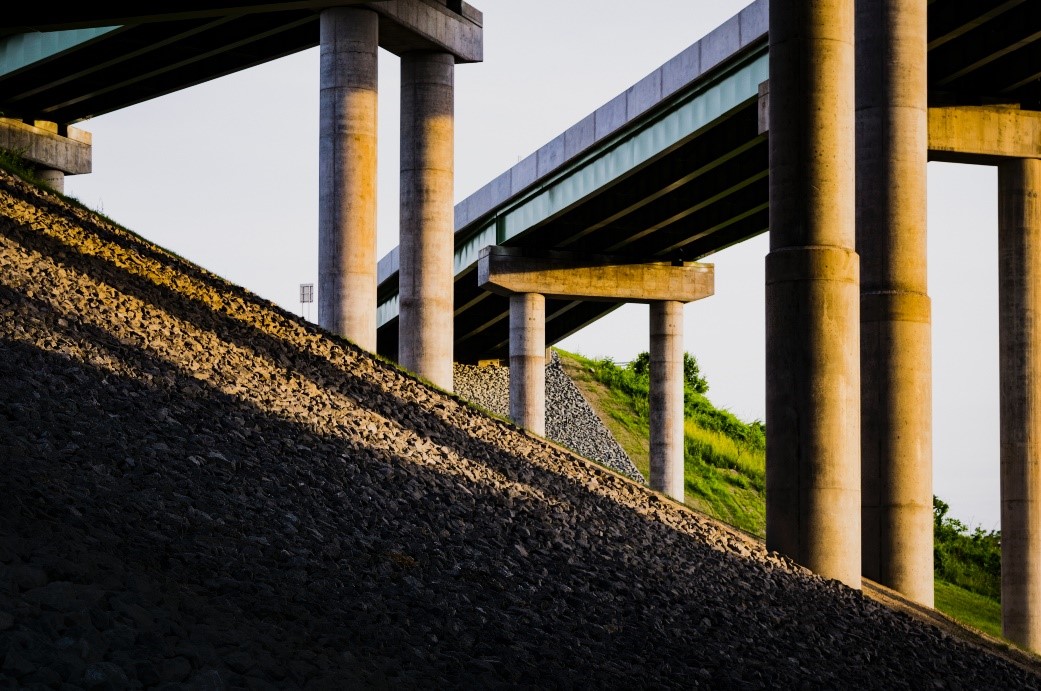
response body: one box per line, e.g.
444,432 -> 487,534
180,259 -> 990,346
934,496 -> 1001,601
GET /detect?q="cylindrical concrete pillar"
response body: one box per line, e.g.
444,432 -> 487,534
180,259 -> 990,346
650,301 -> 684,502
999,157 -> 1041,652
509,293 -> 546,436
856,0 -> 933,606
766,0 -> 861,589
37,169 -> 64,193
399,51 -> 455,391
318,7 -> 379,351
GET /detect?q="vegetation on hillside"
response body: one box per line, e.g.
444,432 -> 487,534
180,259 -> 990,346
934,496 -> 1001,601
558,348 -> 1007,639
556,349 -> 766,535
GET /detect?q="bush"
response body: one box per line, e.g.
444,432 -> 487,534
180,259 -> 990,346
934,496 -> 1001,601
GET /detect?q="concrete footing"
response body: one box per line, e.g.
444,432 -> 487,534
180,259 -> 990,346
509,293 -> 546,435
999,157 -> 1041,652
766,0 -> 861,589
856,0 -> 933,606
37,169 -> 64,193
317,7 -> 379,351
650,301 -> 684,502
399,51 -> 455,391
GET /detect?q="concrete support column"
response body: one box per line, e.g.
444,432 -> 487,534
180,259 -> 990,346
36,169 -> 64,193
318,7 -> 379,351
399,51 -> 455,391
998,157 -> 1041,651
509,293 -> 546,435
650,301 -> 684,502
856,0 -> 933,606
766,0 -> 861,588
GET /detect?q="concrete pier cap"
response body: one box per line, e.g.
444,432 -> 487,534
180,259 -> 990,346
0,118 -> 91,193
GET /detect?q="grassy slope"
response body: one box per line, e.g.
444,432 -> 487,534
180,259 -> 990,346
555,349 -> 1004,638
556,349 -> 765,536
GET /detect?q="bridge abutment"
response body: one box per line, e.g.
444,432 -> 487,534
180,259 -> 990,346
399,51 -> 456,392
766,0 -> 862,589
318,7 -> 379,352
857,0 -> 934,607
999,157 -> 1041,652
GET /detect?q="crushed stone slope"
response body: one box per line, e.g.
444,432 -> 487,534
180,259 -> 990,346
0,170 -> 1038,689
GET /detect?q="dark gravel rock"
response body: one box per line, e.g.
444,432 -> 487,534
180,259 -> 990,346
0,170 -> 1039,689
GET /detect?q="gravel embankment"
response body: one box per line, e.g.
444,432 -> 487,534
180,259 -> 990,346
1,170 -> 1039,689
454,354 -> 643,482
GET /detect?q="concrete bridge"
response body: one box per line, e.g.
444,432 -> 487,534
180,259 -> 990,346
4,0 -> 1041,653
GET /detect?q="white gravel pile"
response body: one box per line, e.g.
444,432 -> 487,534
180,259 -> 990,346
453,353 -> 643,482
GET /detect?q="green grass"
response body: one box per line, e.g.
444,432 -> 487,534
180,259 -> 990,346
556,347 -> 1007,639
555,348 -> 766,535
934,578 -> 1003,639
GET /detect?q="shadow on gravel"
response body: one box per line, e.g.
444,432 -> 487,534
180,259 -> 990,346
2,178 -> 1039,688
1,296 -> 787,688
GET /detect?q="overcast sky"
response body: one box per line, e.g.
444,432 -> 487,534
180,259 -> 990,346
64,0 -> 1003,529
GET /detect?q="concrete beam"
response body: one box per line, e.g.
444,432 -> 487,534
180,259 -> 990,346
0,118 -> 90,175
366,0 -> 483,63
477,246 -> 714,304
928,106 -> 1041,164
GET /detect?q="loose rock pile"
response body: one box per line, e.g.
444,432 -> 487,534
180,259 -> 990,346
0,170 -> 1038,689
453,354 -> 643,482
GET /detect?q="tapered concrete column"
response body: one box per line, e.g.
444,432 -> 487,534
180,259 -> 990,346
36,169 -> 64,193
509,293 -> 545,435
650,301 -> 684,502
856,0 -> 932,606
999,158 -> 1041,651
318,8 -> 378,351
399,51 -> 455,391
766,0 -> 861,588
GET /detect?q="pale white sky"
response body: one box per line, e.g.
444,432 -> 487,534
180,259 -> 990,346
64,1 -> 1003,529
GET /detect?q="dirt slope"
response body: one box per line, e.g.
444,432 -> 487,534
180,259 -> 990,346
0,171 -> 1038,689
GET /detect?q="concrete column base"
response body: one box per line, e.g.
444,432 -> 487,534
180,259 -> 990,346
650,301 -> 684,502
999,157 -> 1041,652
509,293 -> 546,435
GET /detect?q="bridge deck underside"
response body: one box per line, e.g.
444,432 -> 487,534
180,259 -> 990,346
377,100 -> 769,363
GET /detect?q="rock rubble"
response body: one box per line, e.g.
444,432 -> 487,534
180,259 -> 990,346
453,354 -> 643,482
0,170 -> 1038,689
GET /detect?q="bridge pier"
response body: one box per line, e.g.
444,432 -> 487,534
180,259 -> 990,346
399,51 -> 456,392
766,0 -> 861,589
999,157 -> 1041,652
857,0 -> 933,606
318,7 -> 379,352
509,293 -> 546,436
650,301 -> 685,502
479,247 -> 712,501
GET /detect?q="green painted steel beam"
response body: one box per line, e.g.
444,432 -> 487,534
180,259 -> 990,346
0,27 -> 119,80
375,48 -> 768,328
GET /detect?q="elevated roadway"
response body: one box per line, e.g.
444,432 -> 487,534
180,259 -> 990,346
2,0 -> 1039,361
